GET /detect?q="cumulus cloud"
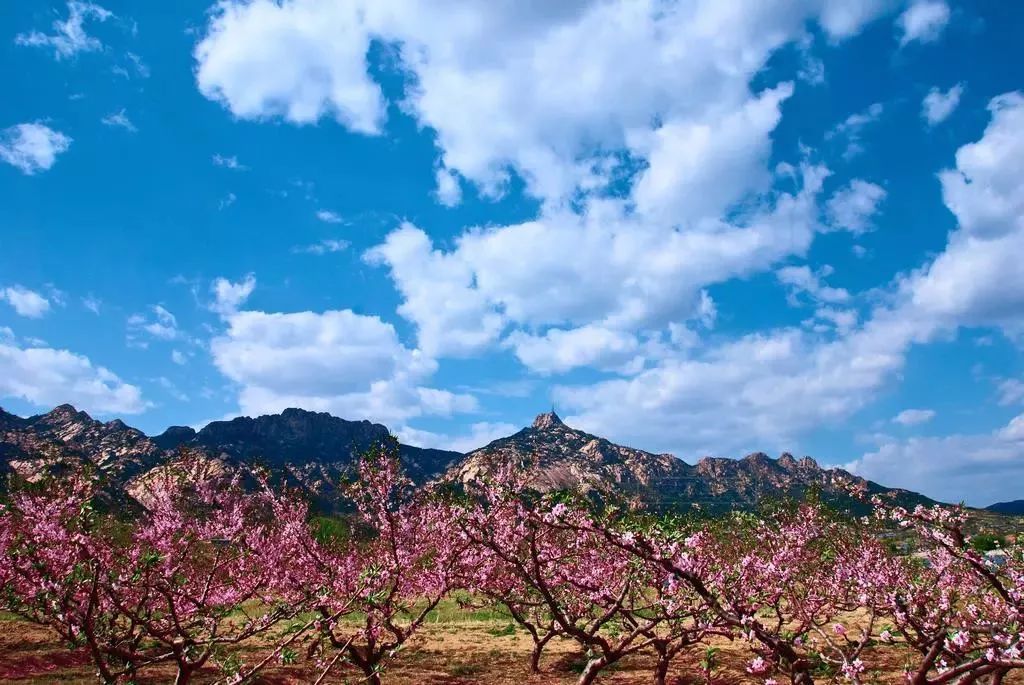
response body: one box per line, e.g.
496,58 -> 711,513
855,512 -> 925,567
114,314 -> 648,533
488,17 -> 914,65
193,0 -> 892,203
897,0 -> 951,47
922,83 -> 963,126
434,167 -> 462,207
210,274 -> 256,316
893,408 -> 936,426
825,179 -> 886,233
369,163 -> 828,359
846,414 -> 1024,506
0,286 -> 51,318
15,1 -> 112,60
211,307 -> 476,425
364,223 -> 506,358
0,335 -> 147,414
399,421 -> 518,453
195,0 -> 385,134
554,91 -> 1024,470
776,265 -> 851,305
934,93 -> 1024,242
507,325 -> 643,376
0,123 -> 72,175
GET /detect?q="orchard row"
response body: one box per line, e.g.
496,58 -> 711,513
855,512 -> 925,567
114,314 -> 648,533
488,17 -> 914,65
1,439 -> 1021,685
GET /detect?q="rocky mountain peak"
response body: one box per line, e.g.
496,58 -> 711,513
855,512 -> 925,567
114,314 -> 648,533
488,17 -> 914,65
151,426 -> 197,451
42,403 -> 93,426
532,411 -> 565,431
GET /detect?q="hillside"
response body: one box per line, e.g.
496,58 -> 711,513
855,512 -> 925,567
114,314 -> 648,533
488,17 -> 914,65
987,500 -> 1024,515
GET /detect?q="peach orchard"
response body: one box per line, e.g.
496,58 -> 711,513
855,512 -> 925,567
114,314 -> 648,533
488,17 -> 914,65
1,438 -> 1021,685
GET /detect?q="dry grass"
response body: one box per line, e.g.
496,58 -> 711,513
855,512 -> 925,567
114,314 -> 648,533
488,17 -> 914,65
2,611 -> 1021,684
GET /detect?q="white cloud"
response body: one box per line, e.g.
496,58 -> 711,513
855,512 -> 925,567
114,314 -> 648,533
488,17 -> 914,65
893,408 -> 936,426
218,192 -> 236,210
812,306 -> 859,334
826,103 -> 883,159
15,1 -> 112,60
934,93 -> 1024,242
211,307 -> 475,425
997,378 -> 1024,406
155,376 -> 189,402
82,295 -> 101,314
553,313 -> 921,457
552,92 -> 1024,474
507,325 -> 643,376
195,0 -> 385,134
897,0 -> 950,47
212,153 -> 247,170
369,163 -> 829,359
210,274 -> 256,317
113,51 -> 149,79
170,349 -> 187,366
0,286 -> 51,318
292,239 -> 349,255
922,83 -> 963,126
315,209 -> 343,224
101,108 -> 137,132
846,414 -> 1024,506
0,336 -> 147,414
776,265 -> 851,304
434,167 -> 462,207
825,179 -> 886,233
1000,414 -> 1024,441
364,223 -> 507,358
127,305 -> 180,342
194,0 -> 892,204
0,123 -> 72,175
400,421 -> 517,453
696,290 -> 717,329
629,83 -> 793,225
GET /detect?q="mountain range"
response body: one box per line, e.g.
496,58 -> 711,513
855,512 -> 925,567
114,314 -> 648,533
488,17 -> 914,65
0,404 -> 945,513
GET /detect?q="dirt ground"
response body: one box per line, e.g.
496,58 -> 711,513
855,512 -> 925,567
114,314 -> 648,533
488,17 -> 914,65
1,616 -> 1021,684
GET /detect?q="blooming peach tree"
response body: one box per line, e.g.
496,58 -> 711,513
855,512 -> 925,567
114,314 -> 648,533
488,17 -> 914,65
0,454 -> 306,684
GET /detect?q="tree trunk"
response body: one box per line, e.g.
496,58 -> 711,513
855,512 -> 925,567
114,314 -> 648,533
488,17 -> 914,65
174,666 -> 193,685
350,649 -> 382,685
791,668 -> 815,685
578,656 -> 609,685
653,654 -> 671,685
530,632 -> 555,673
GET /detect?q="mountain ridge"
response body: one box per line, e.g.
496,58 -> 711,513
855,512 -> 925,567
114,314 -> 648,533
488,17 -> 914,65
449,411 -> 931,513
1,405 -> 937,512
986,500 -> 1024,515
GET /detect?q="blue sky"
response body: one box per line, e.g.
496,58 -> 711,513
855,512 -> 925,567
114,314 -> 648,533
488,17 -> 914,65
2,1 -> 1023,505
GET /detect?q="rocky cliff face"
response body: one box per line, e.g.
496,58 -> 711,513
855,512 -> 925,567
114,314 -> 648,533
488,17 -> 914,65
0,404 -> 164,484
449,412 -> 932,512
1,405 -> 462,507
